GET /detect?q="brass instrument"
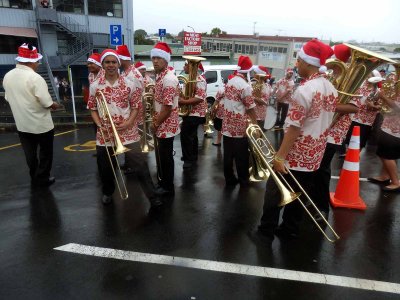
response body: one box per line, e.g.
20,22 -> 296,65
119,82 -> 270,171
204,106 -> 214,135
95,91 -> 129,200
380,63 -> 400,115
246,124 -> 340,242
252,74 -> 267,101
326,43 -> 396,125
177,55 -> 206,116
140,83 -> 155,153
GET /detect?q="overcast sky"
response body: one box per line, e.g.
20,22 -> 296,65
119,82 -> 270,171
133,0 -> 400,44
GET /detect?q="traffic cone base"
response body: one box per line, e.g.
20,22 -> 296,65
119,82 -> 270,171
330,192 -> 367,210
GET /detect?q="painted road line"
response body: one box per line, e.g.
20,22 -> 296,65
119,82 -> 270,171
0,129 -> 78,151
331,176 -> 369,182
55,243 -> 400,295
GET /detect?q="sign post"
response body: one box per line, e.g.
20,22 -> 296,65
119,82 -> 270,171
183,32 -> 202,55
110,25 -> 122,46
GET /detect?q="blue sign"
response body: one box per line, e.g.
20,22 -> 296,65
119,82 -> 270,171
110,25 -> 122,46
159,29 -> 166,37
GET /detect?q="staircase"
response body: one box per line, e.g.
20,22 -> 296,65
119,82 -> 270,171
36,64 -> 58,102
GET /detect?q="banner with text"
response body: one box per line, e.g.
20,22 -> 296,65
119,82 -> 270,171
184,32 -> 202,55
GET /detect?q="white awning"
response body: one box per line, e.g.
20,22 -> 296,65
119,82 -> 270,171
0,26 -> 37,38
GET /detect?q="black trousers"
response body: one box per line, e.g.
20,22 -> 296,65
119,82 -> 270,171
314,143 -> 339,213
276,102 -> 289,126
223,135 -> 249,184
180,116 -> 205,162
96,145 -> 119,196
18,129 -> 54,183
344,121 -> 372,150
157,136 -> 175,190
259,169 -> 319,236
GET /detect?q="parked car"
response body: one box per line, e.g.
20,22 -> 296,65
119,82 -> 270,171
203,65 -> 239,105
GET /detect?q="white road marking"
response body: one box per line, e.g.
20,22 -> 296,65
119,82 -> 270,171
55,243 -> 400,295
331,176 -> 369,182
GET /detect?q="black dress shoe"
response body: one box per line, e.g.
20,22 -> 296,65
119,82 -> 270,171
149,196 -> 163,208
225,178 -> 239,186
247,229 -> 274,247
154,186 -> 175,196
183,161 -> 193,169
33,177 -> 56,187
101,194 -> 113,205
382,185 -> 400,193
367,177 -> 391,185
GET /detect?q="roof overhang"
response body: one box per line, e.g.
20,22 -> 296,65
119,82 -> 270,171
0,26 -> 37,38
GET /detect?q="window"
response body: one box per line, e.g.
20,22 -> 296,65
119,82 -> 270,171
54,0 -> 84,13
249,45 -> 254,54
88,0 -> 123,18
283,48 -> 287,53
272,47 -> 277,52
0,0 -> 32,9
293,51 -> 297,58
204,71 -> 217,84
0,35 -> 37,54
221,70 -> 235,82
245,45 -> 250,54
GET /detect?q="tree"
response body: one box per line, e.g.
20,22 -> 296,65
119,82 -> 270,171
134,29 -> 147,39
394,48 -> 400,53
379,47 -> 386,52
210,27 -> 222,37
166,33 -> 174,39
134,29 -> 154,45
178,30 -> 185,37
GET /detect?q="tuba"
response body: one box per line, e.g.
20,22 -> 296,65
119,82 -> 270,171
246,124 -> 340,242
140,83 -> 155,153
177,55 -> 206,116
95,91 -> 129,200
380,63 -> 400,115
326,43 -> 396,124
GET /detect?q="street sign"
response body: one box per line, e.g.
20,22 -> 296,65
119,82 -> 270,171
183,32 -> 202,55
159,29 -> 166,37
110,25 -> 122,46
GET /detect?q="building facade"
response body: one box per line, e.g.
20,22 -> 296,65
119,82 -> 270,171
202,34 -> 314,78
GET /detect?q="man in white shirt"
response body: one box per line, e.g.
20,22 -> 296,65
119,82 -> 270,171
3,43 -> 60,186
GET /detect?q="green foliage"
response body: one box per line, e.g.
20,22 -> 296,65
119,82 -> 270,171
394,48 -> 400,53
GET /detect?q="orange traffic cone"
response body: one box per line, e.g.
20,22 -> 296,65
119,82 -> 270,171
330,126 -> 367,210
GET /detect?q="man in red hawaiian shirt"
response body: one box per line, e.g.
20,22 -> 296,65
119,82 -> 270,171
222,55 -> 257,186
179,60 -> 207,168
151,42 -> 181,197
135,61 -> 154,86
251,39 -> 337,245
252,65 -> 272,129
87,49 -> 161,207
273,68 -> 295,128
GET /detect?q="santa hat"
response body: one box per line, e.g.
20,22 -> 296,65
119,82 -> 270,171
15,43 -> 42,63
134,61 -> 146,70
150,42 -> 172,62
253,65 -> 269,76
116,45 -> 131,61
198,62 -> 204,73
87,53 -> 102,67
298,39 -> 334,68
237,55 -> 253,73
286,68 -> 294,74
100,49 -> 120,64
332,44 -> 351,63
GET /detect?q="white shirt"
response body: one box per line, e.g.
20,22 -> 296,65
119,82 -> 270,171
3,64 -> 54,133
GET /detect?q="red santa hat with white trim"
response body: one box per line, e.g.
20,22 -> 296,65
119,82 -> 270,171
116,45 -> 131,61
298,39 -> 334,68
332,44 -> 351,63
87,53 -> 102,67
134,61 -> 146,70
237,55 -> 253,73
15,43 -> 42,63
100,49 -> 120,64
151,42 -> 172,62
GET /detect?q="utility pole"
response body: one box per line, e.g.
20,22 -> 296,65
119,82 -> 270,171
253,21 -> 257,35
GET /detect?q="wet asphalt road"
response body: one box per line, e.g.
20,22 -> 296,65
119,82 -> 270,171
0,125 -> 399,300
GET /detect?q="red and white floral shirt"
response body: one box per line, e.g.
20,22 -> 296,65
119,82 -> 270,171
351,81 -> 379,126
189,75 -> 207,117
381,94 -> 400,138
215,85 -> 226,119
143,74 -> 154,86
285,73 -> 338,171
88,69 -> 104,85
222,74 -> 256,138
154,68 -> 181,138
87,74 -> 142,146
275,77 -> 295,104
120,65 -> 144,125
327,97 -> 361,145
254,82 -> 272,121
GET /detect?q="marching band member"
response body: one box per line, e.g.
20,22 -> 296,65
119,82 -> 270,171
252,65 -> 272,129
222,55 -> 257,186
253,39 -> 336,244
3,43 -> 61,186
179,61 -> 207,168
273,68 -> 295,128
151,42 -> 181,196
87,49 -> 160,207
368,81 -> 400,192
135,61 -> 154,86
87,53 -> 103,84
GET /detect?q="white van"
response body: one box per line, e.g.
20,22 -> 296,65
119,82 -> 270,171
203,65 -> 239,105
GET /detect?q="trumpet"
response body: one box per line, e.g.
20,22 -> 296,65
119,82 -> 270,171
246,124 -> 340,242
95,91 -> 129,200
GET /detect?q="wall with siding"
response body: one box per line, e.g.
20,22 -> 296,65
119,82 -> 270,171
0,8 -> 35,28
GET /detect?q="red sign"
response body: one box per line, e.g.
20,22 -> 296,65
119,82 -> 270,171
183,32 -> 202,55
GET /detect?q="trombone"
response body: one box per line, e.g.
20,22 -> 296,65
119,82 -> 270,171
95,91 -> 129,200
246,124 -> 340,243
